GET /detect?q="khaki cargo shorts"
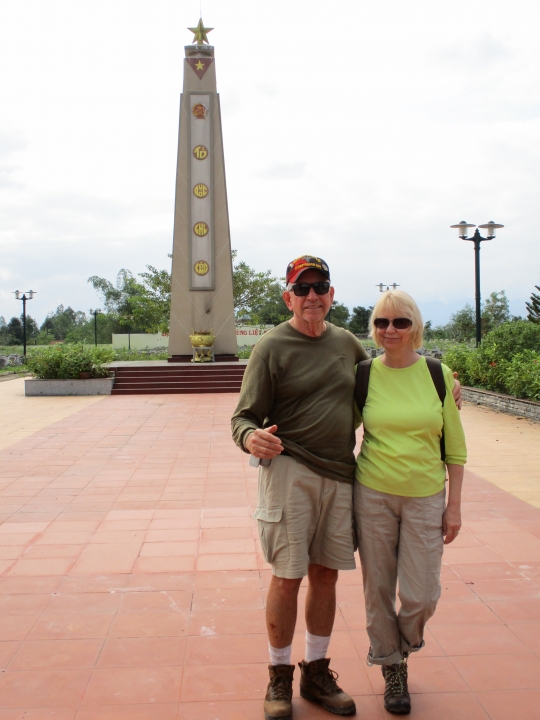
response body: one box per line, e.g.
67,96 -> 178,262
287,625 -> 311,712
253,455 -> 356,579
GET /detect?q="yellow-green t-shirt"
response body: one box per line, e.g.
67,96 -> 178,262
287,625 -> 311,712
355,356 -> 467,497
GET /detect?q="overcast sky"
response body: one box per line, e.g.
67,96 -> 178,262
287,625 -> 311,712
1,0 -> 539,326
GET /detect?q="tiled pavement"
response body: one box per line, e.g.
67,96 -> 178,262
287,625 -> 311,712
0,381 -> 539,718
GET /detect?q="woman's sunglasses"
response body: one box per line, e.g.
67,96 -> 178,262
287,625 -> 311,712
373,318 -> 413,330
290,281 -> 331,297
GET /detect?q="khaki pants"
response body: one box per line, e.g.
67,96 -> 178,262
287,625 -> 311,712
254,455 -> 357,579
353,483 -> 446,666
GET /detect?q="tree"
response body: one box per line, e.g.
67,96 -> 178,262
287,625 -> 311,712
231,251 -> 284,321
6,317 -> 24,343
250,282 -> 291,325
481,290 -> 510,334
25,315 -> 39,341
88,266 -> 172,333
349,306 -> 373,335
85,266 -> 172,335
423,321 -> 448,341
526,285 -> 540,324
40,305 -> 86,340
328,301 -> 350,328
444,304 -> 476,341
64,314 -> 122,345
88,270 -> 144,324
126,265 -> 171,333
85,253 -> 289,335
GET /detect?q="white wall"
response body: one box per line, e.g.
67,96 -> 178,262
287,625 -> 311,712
112,333 -> 169,350
112,326 -> 274,350
235,326 -> 273,347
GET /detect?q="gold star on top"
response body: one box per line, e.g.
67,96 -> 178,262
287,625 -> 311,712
188,18 -> 213,45
195,60 -> 205,70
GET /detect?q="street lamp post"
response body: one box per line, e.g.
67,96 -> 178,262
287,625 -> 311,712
450,221 -> 504,347
376,283 -> 400,292
13,290 -> 36,357
91,309 -> 101,347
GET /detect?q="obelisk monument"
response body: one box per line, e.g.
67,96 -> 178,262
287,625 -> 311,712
168,19 -> 237,361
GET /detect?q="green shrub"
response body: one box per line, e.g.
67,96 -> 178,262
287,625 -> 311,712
442,344 -> 475,386
503,351 -> 540,400
480,320 -> 540,359
26,345 -> 114,379
236,345 -> 253,359
464,321 -> 540,393
466,343 -> 511,392
443,321 -> 540,399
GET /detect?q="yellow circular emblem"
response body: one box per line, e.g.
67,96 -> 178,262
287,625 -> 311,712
194,260 -> 210,276
192,103 -> 207,119
193,183 -> 209,198
193,221 -> 209,237
193,145 -> 208,160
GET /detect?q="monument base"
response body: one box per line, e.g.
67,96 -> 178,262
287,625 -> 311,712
168,354 -> 239,363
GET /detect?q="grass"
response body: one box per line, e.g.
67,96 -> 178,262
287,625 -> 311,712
111,348 -> 169,361
0,346 -> 28,375
0,366 -> 30,376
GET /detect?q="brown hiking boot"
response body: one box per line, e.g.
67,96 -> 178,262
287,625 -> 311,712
381,659 -> 411,715
298,658 -> 356,716
264,664 -> 294,720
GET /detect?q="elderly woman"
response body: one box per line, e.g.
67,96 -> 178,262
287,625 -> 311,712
353,290 -> 466,715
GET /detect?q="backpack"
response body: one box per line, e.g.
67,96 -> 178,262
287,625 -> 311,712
354,357 -> 447,462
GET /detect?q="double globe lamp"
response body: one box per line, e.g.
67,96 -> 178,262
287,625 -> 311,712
450,221 -> 504,347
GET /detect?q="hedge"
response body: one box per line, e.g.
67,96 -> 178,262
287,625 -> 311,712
443,321 -> 540,401
26,345 -> 114,380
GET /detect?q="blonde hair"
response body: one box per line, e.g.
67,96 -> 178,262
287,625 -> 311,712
369,290 -> 424,349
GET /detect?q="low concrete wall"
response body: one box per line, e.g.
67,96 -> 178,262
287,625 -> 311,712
25,378 -> 114,396
463,386 -> 540,421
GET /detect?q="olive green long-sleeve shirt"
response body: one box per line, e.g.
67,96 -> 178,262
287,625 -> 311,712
231,321 -> 369,483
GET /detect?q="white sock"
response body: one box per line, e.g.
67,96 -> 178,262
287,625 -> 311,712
269,643 -> 292,666
305,631 -> 331,662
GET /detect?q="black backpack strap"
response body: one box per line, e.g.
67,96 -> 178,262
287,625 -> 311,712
354,358 -> 373,416
425,357 -> 446,462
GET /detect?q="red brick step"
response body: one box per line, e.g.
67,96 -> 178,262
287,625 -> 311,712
110,362 -> 246,395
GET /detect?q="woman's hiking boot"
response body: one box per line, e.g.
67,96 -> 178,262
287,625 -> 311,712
381,658 -> 411,715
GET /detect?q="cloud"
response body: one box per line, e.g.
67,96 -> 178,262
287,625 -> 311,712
256,83 -> 280,97
0,129 -> 27,189
0,0 -> 539,328
257,162 -> 306,179
435,33 -> 511,70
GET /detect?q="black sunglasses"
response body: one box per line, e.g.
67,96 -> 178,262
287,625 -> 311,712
290,281 -> 331,297
373,318 -> 413,330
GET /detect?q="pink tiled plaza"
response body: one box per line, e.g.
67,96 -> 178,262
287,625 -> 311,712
1,380 -> 540,719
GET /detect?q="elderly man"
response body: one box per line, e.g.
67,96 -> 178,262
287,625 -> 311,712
232,255 -> 363,719
231,255 -> 458,720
